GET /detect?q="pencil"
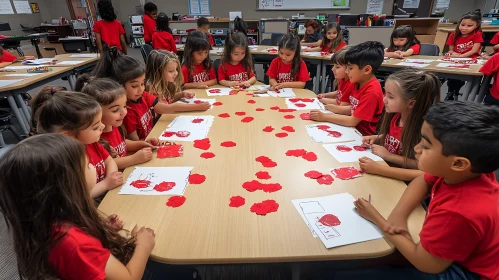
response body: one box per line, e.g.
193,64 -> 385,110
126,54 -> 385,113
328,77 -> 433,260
368,194 -> 371,204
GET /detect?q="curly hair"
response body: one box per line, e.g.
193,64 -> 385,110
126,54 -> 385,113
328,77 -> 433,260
97,0 -> 117,21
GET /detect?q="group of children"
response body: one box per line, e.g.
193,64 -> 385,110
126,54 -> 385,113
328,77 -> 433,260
0,1 -> 498,278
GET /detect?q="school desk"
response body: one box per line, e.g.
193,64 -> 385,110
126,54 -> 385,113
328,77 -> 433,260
48,54 -> 100,89
0,33 -> 50,58
98,87 -> 426,275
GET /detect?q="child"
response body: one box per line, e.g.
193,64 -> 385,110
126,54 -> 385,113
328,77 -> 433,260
152,12 -> 177,53
359,69 -> 440,182
0,134 -> 155,280
181,35 -> 217,89
143,2 -> 158,45
317,47 -> 352,116
76,77 -> 163,169
0,47 -> 35,68
489,31 -> 499,54
34,91 -> 122,198
479,53 -> 499,105
445,9 -> 483,100
218,32 -> 257,88
234,16 -> 256,45
29,86 -> 67,135
93,0 -> 127,54
300,19 -> 322,47
353,101 -> 499,280
310,41 -> 384,136
146,49 -> 211,111
384,25 -> 421,59
266,33 -> 310,89
303,23 -> 347,53
197,17 -> 215,47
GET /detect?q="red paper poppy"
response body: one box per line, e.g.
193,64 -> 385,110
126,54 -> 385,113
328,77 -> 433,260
302,152 -> 318,162
279,108 -> 296,113
166,196 -> 186,207
275,132 -> 288,138
281,126 -> 295,132
318,214 -> 341,226
247,99 -> 256,104
218,113 -> 230,118
263,126 -> 274,132
270,106 -> 280,110
241,116 -> 254,123
153,181 -> 176,192
220,141 -> 236,147
332,167 -> 363,180
157,144 -> 183,158
193,138 -> 211,150
130,179 -> 151,189
285,149 -> 307,157
250,199 -> 279,215
229,196 -> 245,207
200,152 -> 216,159
194,100 -> 202,104
304,170 -> 323,179
336,145 -> 352,152
316,125 -> 330,130
327,130 -> 342,138
189,173 -> 206,184
316,174 -> 334,185
256,108 -> 265,111
162,131 -> 175,137
353,145 -> 368,151
255,171 -> 271,180
212,102 -> 223,106
192,118 -> 204,123
235,111 -> 246,116
295,103 -> 306,107
300,113 -> 311,120
175,131 -> 191,137
283,115 -> 295,119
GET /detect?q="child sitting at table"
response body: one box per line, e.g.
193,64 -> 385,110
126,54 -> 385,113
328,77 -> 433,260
479,52 -> 499,106
310,41 -> 385,136
300,19 -> 322,47
181,34 -> 217,89
93,0 -> 127,55
218,32 -> 257,88
352,101 -> 499,280
384,25 -> 421,59
303,22 -> 347,54
0,47 -> 35,68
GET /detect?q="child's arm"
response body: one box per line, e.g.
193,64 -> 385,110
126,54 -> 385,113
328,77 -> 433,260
269,78 -> 279,87
301,40 -> 322,47
370,144 -> 418,169
127,131 -> 140,141
120,34 -> 128,55
399,48 -> 415,57
318,91 -> 337,99
90,156 -> 122,198
153,101 -> 210,114
454,43 -> 481,58
310,109 -> 361,127
183,79 -> 217,89
242,76 -> 257,87
94,33 -> 103,53
359,157 -> 423,181
0,62 -> 12,68
274,81 -> 306,89
125,139 -> 156,152
324,104 -> 351,115
219,79 -> 240,87
303,47 -> 321,52
113,148 -> 152,169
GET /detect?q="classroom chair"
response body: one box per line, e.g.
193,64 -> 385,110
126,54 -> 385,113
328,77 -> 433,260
140,44 -> 154,63
419,43 -> 440,56
213,58 -> 221,81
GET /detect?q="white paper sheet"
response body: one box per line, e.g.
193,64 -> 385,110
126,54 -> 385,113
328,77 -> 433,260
13,0 -> 31,13
437,58 -> 485,65
167,115 -> 214,130
404,58 -> 436,63
69,54 -> 99,58
395,62 -> 430,68
245,85 -> 270,92
322,141 -> 384,163
177,98 -> 217,108
21,58 -> 55,65
435,63 -> 472,70
4,66 -> 37,70
159,128 -> 210,141
285,98 -> 324,110
292,193 -> 383,248
302,51 -> 322,57
267,88 -> 296,98
119,167 -> 193,195
305,123 -> 363,143
0,79 -> 23,87
4,73 -> 40,77
57,60 -> 84,65
206,88 -> 235,96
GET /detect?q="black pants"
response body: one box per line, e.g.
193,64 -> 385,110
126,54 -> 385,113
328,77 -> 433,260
306,62 -> 317,91
447,79 -> 466,94
484,94 -> 499,106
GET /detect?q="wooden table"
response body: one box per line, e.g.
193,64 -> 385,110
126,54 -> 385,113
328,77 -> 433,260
49,53 -> 100,88
98,88 -> 426,267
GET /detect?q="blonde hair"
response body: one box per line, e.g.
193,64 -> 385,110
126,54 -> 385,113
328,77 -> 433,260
145,50 -> 183,102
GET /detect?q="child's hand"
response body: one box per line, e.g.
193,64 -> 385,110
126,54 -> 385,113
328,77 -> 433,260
134,147 -> 153,164
228,81 -> 240,87
317,93 -> 325,99
197,84 -> 209,89
358,157 -> 380,174
183,91 -> 195,99
106,214 -> 124,230
324,104 -> 338,113
272,83 -> 283,90
132,225 -> 156,252
23,56 -> 35,61
386,216 -> 411,239
353,197 -> 384,224
145,138 -> 160,148
310,110 -> 325,122
106,171 -> 123,189
194,102 -> 211,111
241,81 -> 252,88
362,135 -> 378,147
319,98 -> 335,105
371,144 -> 391,160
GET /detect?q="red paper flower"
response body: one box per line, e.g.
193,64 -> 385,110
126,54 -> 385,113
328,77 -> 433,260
166,196 -> 186,207
189,173 -> 206,184
229,196 -> 245,207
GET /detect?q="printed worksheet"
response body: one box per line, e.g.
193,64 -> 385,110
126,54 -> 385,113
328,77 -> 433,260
119,167 -> 193,195
305,123 -> 362,143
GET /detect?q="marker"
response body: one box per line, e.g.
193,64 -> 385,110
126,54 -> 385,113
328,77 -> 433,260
368,194 -> 371,204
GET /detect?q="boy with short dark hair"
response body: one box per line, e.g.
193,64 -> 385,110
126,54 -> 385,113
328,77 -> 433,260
354,101 -> 499,280
143,2 -> 158,45
197,17 -> 215,47
310,41 -> 384,135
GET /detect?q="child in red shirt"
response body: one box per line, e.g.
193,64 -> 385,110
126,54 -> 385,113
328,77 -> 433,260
311,41 -> 385,136
266,33 -> 310,89
197,17 -> 215,47
93,0 -> 127,54
0,47 -> 35,67
143,2 -> 157,45
0,133 -> 156,280
445,9 -> 483,100
181,32 -> 217,89
384,25 -> 421,58
353,101 -> 499,280
359,69 -> 440,182
218,32 -> 257,88
303,22 -> 347,54
152,13 -> 177,53
479,53 -> 499,105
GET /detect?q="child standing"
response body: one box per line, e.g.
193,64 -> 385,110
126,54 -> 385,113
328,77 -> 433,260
93,0 -> 127,54
359,69 -> 441,182
197,17 -> 215,47
146,49 -> 211,111
353,102 -> 499,280
181,36 -> 217,89
266,33 -> 310,89
152,13 -> 177,53
311,41 -> 385,136
384,25 -> 421,59
300,19 -> 322,47
445,9 -> 483,100
234,16 -> 256,45
0,134 -> 155,280
303,23 -> 346,54
33,91 -> 122,198
143,2 -> 158,45
218,32 -> 257,88
479,53 -> 499,105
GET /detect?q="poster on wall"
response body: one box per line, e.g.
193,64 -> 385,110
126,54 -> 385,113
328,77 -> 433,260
189,0 -> 210,15
366,0 -> 384,14
0,0 -> 15,14
435,0 -> 450,9
13,1 -> 32,14
30,3 -> 40,13
403,0 -> 420,9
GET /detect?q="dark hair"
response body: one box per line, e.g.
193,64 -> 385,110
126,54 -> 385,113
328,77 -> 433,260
303,19 -> 321,41
156,12 -> 172,33
453,9 -> 482,45
182,34 -> 212,80
321,22 -> 344,53
424,101 -> 499,173
376,69 -> 440,164
0,134 -> 135,279
221,32 -> 253,77
345,41 -> 384,74
234,16 -> 248,36
0,47 -> 4,56
331,46 -> 350,65
92,45 -> 145,85
388,25 -> 420,52
36,91 -> 101,135
97,0 -> 116,21
278,33 -> 302,80
144,2 -> 157,13
30,86 -> 67,135
197,17 -> 209,27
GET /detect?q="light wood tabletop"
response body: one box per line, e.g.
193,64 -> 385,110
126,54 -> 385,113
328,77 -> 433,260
98,88 -> 426,265
380,55 -> 484,77
0,66 -> 73,92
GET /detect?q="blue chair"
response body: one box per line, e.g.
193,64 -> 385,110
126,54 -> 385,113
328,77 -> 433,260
140,44 -> 154,63
419,43 -> 440,56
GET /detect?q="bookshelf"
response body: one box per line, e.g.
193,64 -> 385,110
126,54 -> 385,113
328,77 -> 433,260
128,15 -> 145,48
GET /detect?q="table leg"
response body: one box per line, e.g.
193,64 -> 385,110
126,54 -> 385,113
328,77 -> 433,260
313,63 -> 321,94
7,96 -> 29,135
475,75 -> 492,103
292,263 -> 300,280
321,61 -> 327,93
14,93 -> 31,124
461,80 -> 473,101
32,38 -> 43,58
68,74 -> 76,90
467,76 -> 481,102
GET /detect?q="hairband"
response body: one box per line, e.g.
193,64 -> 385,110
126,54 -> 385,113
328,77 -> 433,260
51,87 -> 56,94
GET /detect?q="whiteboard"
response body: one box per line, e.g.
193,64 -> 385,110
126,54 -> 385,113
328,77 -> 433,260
0,0 -> 15,14
13,1 -> 32,14
258,0 -> 349,10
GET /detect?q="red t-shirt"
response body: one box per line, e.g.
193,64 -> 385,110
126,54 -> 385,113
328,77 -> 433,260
123,91 -> 158,140
490,32 -> 499,53
143,14 -> 156,43
336,78 -> 354,105
49,225 -> 111,280
383,113 -> 403,155
218,62 -> 255,82
93,20 -> 125,50
321,40 -> 347,53
446,31 -> 483,58
86,143 -> 109,183
101,127 -> 127,158
181,64 -> 216,83
0,50 -> 16,62
152,31 -> 177,53
206,33 -> 215,47
420,173 -> 499,280
266,57 -> 310,83
349,78 -> 384,135
479,54 -> 499,100
386,44 -> 421,55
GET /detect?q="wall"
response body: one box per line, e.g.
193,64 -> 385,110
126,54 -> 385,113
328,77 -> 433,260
41,0 -> 72,22
1,0 -> 43,35
444,0 -> 478,22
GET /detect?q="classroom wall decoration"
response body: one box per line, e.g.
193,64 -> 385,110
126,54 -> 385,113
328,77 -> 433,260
0,0 -> 15,14
30,2 -> 40,13
258,0 -> 349,10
